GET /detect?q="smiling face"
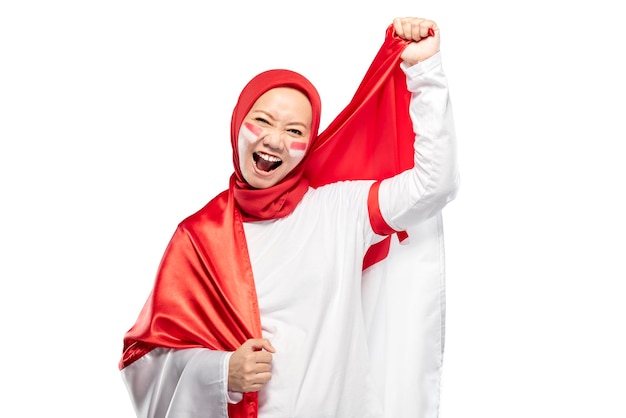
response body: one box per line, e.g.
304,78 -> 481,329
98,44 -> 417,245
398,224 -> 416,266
238,87 -> 313,189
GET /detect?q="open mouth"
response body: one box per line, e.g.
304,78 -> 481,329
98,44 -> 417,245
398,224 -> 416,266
253,152 -> 283,172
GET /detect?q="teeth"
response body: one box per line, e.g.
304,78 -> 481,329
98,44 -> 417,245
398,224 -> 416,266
258,152 -> 281,163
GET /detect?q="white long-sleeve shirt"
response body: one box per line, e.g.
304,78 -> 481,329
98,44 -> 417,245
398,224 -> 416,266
121,52 -> 458,418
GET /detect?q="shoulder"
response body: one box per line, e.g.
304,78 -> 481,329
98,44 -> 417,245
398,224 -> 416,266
179,189 -> 230,230
303,180 -> 375,208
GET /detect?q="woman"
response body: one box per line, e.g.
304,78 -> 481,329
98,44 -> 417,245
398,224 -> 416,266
119,16 -> 458,417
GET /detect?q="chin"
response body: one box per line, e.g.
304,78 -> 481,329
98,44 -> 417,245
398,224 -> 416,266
244,172 -> 284,189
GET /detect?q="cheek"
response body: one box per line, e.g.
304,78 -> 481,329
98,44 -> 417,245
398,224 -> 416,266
238,123 -> 260,175
288,140 -> 307,160
238,131 -> 252,173
242,122 -> 262,143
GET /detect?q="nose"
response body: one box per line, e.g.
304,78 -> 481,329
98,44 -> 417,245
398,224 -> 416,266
261,130 -> 284,151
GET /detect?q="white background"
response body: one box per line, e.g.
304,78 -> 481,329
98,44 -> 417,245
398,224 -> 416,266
1,1 -> 625,417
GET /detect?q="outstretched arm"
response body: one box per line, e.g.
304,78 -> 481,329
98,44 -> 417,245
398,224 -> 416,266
378,17 -> 459,230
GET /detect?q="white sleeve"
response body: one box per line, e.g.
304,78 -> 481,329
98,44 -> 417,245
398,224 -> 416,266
378,52 -> 459,231
120,347 -> 243,418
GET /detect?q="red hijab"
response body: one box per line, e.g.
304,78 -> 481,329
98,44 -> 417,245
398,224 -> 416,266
120,25 -> 412,418
230,69 -> 322,221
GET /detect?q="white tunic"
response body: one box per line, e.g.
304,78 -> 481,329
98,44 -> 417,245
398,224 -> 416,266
246,179 -> 384,417
121,52 -> 458,418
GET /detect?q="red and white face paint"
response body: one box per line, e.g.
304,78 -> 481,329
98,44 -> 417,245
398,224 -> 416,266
288,140 -> 307,159
241,121 -> 262,143
237,87 -> 313,189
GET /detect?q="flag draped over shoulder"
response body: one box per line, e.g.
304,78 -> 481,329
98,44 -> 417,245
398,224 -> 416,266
120,25 -> 446,418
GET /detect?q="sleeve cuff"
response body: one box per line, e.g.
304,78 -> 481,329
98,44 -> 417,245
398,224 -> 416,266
400,51 -> 442,79
222,352 -> 244,404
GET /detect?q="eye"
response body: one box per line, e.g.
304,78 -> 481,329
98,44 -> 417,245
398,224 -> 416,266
255,117 -> 270,125
287,128 -> 303,136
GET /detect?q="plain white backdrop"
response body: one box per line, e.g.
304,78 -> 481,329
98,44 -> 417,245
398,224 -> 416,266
1,1 -> 624,417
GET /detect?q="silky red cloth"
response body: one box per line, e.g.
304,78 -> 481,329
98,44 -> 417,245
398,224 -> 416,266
306,24 -> 414,266
120,25 -> 412,418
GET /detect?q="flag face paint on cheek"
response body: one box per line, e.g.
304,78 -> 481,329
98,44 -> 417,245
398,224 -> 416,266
238,122 -> 261,178
242,122 -> 262,142
289,141 -> 307,159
